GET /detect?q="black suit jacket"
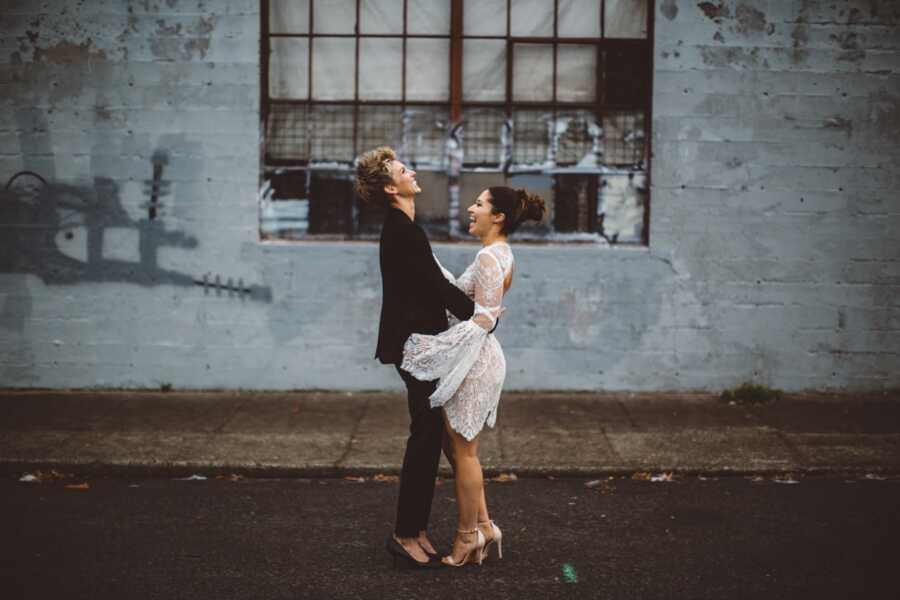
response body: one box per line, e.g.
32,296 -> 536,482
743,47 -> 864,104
375,207 -> 475,365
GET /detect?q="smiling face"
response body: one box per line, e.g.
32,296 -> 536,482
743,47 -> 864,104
384,160 -> 420,201
467,189 -> 504,238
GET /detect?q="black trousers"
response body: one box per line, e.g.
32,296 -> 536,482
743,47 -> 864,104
393,365 -> 443,537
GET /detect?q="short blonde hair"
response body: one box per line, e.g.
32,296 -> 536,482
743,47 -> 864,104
354,146 -> 396,209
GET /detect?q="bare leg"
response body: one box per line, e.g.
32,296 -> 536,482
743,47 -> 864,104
442,410 -> 485,563
445,421 -> 493,542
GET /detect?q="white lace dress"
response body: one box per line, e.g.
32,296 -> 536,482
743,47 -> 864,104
401,242 -> 513,441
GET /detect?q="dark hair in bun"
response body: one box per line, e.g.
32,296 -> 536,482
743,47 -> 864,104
487,186 -> 546,235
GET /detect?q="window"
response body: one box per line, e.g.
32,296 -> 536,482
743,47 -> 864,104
261,0 -> 652,244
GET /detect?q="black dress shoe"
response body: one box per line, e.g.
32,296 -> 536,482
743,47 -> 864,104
385,536 -> 444,569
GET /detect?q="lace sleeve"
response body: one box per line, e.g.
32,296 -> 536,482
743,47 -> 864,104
471,250 -> 505,331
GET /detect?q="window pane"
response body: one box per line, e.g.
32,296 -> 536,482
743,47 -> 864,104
270,0 -> 309,34
604,46 -> 649,107
512,109 -> 550,166
360,0 -> 403,34
462,108 -> 506,166
309,105 -> 355,160
556,45 -> 596,102
406,38 -> 450,101
602,110 -> 646,166
401,107 -> 450,167
359,38 -> 402,100
357,105 -> 404,156
312,38 -> 356,100
463,40 -> 506,102
463,0 -> 506,36
511,0 -> 553,37
557,0 -> 600,37
314,0 -> 356,34
409,0 -> 451,34
605,0 -> 648,38
513,44 -> 553,102
269,38 -> 309,100
266,104 -> 309,161
554,174 -> 598,233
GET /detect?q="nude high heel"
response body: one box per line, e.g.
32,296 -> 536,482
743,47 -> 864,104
442,528 -> 486,567
479,520 -> 503,561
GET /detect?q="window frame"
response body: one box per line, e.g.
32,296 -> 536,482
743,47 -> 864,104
260,0 -> 655,245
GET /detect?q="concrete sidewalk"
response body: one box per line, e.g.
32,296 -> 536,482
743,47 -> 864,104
1,390 -> 898,478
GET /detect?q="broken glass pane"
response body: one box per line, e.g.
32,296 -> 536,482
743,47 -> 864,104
308,170 -> 355,235
313,0 -> 356,34
511,0 -> 554,36
556,44 -> 596,102
406,38 -> 450,101
605,0 -> 648,39
554,174 -> 598,233
463,40 -> 506,102
598,171 -> 646,243
359,38 -> 403,100
269,38 -> 309,100
269,0 -> 309,34
556,111 -> 600,166
463,0 -> 506,36
312,38 -> 356,100
409,0 -> 451,34
513,44 -> 553,102
604,46 -> 649,107
360,0 -> 403,34
557,0 -> 600,37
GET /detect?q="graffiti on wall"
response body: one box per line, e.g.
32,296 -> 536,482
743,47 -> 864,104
1,153 -> 272,303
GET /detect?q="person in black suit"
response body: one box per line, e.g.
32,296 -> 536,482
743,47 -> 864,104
355,146 -> 475,568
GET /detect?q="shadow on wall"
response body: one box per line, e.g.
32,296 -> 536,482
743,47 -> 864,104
1,159 -> 272,303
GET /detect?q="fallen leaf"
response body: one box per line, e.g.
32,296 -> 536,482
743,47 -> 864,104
372,474 -> 399,482
491,473 -> 518,482
584,479 -> 602,488
864,473 -> 887,481
65,482 -> 90,490
343,476 -> 366,483
215,474 -> 244,481
631,472 -> 652,481
651,472 -> 676,482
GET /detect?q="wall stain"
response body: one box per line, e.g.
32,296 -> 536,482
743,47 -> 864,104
661,0 -> 678,21
734,4 -> 767,35
698,1 -> 730,23
33,39 -> 108,64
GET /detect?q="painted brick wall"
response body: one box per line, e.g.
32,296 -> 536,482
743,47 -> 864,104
1,0 -> 898,392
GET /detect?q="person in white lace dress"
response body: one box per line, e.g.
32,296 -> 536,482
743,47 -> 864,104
401,186 -> 545,567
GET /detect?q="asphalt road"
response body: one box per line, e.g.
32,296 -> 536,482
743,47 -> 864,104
2,473 -> 898,599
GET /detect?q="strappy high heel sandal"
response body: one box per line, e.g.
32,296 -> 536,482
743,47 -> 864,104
442,528 -> 486,567
479,520 -> 503,561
